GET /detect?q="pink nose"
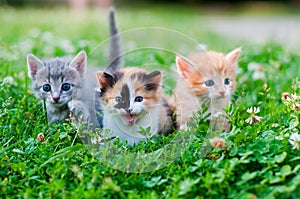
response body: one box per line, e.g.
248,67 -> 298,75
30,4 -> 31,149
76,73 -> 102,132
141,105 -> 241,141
219,91 -> 225,96
53,97 -> 60,103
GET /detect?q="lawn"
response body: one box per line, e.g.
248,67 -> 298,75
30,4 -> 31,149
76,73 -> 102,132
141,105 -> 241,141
0,4 -> 300,198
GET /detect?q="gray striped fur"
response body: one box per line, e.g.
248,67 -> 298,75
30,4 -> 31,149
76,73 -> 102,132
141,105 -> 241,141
27,51 -> 90,124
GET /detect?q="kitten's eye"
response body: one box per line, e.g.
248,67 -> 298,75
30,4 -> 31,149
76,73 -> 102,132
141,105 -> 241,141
115,97 -> 123,103
134,96 -> 143,102
42,84 -> 51,92
224,78 -> 230,85
61,83 -> 71,91
205,80 -> 214,87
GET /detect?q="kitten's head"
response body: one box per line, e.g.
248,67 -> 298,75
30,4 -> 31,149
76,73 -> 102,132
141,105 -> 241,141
97,67 -> 162,126
176,47 -> 241,100
27,51 -> 87,106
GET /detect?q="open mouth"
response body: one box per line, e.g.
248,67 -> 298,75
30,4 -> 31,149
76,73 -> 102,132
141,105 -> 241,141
124,114 -> 137,124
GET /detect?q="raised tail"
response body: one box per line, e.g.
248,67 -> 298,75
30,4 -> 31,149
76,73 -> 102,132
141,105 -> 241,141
106,8 -> 122,73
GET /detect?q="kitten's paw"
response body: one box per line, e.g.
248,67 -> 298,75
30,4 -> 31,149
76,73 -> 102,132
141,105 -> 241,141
68,100 -> 90,124
210,117 -> 231,132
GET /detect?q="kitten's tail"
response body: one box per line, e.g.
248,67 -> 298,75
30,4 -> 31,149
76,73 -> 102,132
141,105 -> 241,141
106,8 -> 122,73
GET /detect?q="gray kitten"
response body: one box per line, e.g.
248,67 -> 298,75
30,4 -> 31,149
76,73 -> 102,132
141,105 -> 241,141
27,8 -> 120,128
27,51 -> 91,124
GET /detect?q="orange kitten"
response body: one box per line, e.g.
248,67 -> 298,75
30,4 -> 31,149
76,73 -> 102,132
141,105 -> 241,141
96,67 -> 174,145
170,47 -> 241,131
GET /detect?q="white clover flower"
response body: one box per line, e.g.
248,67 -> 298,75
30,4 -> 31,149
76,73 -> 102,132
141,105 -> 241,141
91,136 -> 102,144
253,71 -> 266,80
29,28 -> 41,38
291,93 -> 300,100
247,62 -> 266,80
3,76 -> 14,85
247,62 -> 261,71
282,92 -> 300,110
293,102 -> 300,110
245,107 -> 262,124
41,32 -> 54,43
291,93 -> 300,110
289,133 -> 300,150
59,39 -> 75,54
245,116 -> 262,125
275,135 -> 284,140
247,107 -> 260,114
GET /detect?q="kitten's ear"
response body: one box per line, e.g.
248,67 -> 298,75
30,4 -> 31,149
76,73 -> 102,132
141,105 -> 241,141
70,50 -> 87,76
144,71 -> 162,91
226,47 -> 241,67
176,54 -> 193,79
96,71 -> 116,88
146,71 -> 162,84
96,71 -> 106,87
27,54 -> 44,79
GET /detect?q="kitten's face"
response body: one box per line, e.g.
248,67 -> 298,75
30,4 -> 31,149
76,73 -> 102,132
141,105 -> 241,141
176,48 -> 241,100
27,51 -> 86,106
97,67 -> 161,126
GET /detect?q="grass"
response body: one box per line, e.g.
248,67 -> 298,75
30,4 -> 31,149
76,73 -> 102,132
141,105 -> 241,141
1,5 -> 300,199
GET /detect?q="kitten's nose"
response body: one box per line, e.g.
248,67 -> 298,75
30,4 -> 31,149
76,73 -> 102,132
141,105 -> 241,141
219,91 -> 225,96
126,108 -> 132,114
53,97 -> 60,103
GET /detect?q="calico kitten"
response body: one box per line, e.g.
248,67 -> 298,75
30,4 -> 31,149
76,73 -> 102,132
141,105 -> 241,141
96,67 -> 174,145
171,47 -> 241,131
27,51 -> 91,124
95,9 -> 174,145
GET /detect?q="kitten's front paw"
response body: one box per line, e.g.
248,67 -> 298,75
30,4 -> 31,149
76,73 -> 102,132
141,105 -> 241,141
210,117 -> 231,132
68,100 -> 90,124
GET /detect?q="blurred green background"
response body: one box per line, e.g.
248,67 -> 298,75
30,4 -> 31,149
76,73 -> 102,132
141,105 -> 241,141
1,0 -> 300,7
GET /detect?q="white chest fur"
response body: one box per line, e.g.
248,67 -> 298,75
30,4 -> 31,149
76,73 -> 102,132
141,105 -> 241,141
102,107 -> 160,145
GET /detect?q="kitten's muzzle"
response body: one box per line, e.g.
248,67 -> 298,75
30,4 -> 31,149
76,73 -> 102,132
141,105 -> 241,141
124,114 -> 136,125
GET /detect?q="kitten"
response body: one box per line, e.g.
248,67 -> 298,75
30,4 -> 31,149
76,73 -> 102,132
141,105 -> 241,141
27,51 -> 91,125
170,47 -> 241,131
96,9 -> 174,145
26,9 -> 120,128
96,67 -> 174,145
95,9 -> 174,145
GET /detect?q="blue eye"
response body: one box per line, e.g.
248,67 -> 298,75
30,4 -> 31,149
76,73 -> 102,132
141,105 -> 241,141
205,80 -> 214,87
61,83 -> 71,91
134,96 -> 143,102
115,97 -> 123,103
224,78 -> 230,85
42,84 -> 51,92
